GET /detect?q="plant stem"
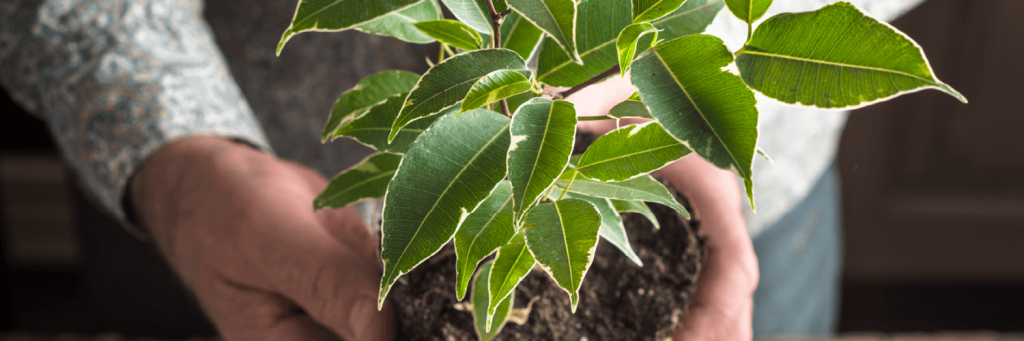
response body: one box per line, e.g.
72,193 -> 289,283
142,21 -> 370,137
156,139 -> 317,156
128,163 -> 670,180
541,183 -> 557,203
499,97 -> 511,117
486,0 -> 502,49
577,115 -> 614,121
557,169 -> 578,201
486,0 -> 513,117
746,22 -> 752,44
438,43 -> 447,63
559,66 -> 620,98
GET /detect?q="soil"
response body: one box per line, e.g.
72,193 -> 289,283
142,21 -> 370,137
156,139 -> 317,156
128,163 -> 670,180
386,130 -> 707,340
389,183 -> 707,340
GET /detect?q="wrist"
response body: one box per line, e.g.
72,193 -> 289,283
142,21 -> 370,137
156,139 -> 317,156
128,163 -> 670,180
655,155 -> 743,223
128,136 -> 264,249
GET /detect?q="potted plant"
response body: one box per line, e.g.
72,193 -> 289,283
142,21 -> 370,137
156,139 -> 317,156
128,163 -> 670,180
276,0 -> 965,339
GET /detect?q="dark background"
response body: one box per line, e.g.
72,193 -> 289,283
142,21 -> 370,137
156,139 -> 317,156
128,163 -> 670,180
0,0 -> 1021,336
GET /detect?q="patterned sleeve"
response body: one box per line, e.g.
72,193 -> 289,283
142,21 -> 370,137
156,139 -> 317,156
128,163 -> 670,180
0,0 -> 272,232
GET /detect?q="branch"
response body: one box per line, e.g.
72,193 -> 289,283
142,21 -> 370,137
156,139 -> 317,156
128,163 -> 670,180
486,0 -> 502,49
486,0 -> 513,117
559,66 -> 620,99
577,115 -> 614,121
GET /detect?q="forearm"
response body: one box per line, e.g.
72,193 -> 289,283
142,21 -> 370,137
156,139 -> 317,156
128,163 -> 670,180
0,0 -> 271,232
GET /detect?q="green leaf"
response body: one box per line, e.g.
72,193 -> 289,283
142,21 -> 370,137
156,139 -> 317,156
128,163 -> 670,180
493,0 -> 509,13
500,12 -> 545,60
487,231 -> 534,330
554,174 -> 690,219
277,0 -> 424,55
507,0 -> 582,64
588,195 -> 642,266
632,0 -> 688,23
378,109 -> 512,309
390,49 -> 529,142
334,94 -> 447,154
440,0 -> 495,34
322,70 -> 420,142
724,0 -> 772,24
354,0 -> 442,44
568,154 -> 582,170
461,70 -> 533,113
550,191 -> 643,266
523,199 -> 601,312
536,0 -> 719,88
611,199 -> 660,229
628,91 -> 641,101
472,261 -> 513,339
508,98 -> 578,223
631,34 -> 758,208
506,91 -> 539,114
536,0 -> 631,87
617,22 -> 659,77
735,2 -> 967,108
650,0 -> 725,41
576,122 -> 691,182
454,181 -> 516,301
314,153 -> 401,211
415,19 -> 484,50
607,98 -> 652,119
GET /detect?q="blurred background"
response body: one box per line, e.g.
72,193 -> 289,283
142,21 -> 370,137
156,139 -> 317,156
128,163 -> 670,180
0,0 -> 1021,340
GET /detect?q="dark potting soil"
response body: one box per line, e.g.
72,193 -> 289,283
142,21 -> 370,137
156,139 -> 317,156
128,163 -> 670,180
389,184 -> 707,340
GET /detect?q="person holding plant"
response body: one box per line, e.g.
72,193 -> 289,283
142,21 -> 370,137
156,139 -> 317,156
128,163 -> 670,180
0,0 -> 949,340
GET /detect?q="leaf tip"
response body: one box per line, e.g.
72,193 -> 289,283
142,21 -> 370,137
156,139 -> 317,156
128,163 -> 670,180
744,177 -> 756,213
941,84 -> 968,104
378,269 -> 398,311
455,267 -> 470,301
276,31 -> 292,57
571,52 -> 585,66
377,289 -> 387,311
387,123 -> 402,143
678,206 -> 691,220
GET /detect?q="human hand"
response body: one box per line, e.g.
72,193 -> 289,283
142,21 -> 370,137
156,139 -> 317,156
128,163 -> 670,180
658,156 -> 758,341
567,76 -> 758,341
129,136 -> 390,341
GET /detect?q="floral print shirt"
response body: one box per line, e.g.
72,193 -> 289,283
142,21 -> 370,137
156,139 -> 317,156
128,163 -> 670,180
0,0 -> 270,233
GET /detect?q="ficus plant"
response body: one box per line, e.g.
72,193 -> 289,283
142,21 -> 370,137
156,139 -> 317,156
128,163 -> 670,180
279,0 -> 966,338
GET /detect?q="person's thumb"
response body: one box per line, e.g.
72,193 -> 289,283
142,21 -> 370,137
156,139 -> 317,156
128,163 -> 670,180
267,218 -> 392,341
282,249 -> 392,341
197,277 -> 335,341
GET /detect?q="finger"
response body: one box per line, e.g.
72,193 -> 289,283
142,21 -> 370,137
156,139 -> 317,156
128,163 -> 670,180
318,204 -> 380,261
675,224 -> 757,340
199,277 -> 330,341
673,256 -> 754,340
228,165 -> 391,340
675,295 -> 753,341
259,208 -> 391,341
281,246 -> 392,341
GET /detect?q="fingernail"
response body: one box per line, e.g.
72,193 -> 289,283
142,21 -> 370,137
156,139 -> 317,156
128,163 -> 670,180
349,296 -> 383,340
